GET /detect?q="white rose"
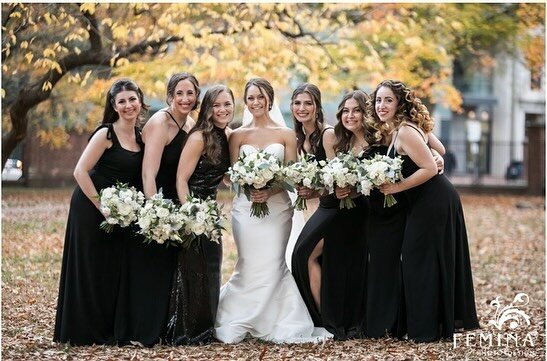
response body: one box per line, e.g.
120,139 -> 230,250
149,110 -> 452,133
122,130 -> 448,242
191,222 -> 206,235
101,188 -> 114,199
118,203 -> 132,216
156,207 -> 170,218
303,178 -> 312,188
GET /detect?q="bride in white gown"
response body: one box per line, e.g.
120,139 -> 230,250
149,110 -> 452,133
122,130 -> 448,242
214,78 -> 332,344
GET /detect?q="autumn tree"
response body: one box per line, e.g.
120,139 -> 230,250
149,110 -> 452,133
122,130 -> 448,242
2,3 -> 544,171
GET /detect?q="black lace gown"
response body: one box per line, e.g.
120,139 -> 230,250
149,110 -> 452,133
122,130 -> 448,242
54,124 -> 143,346
164,126 -> 230,345
364,145 -> 407,338
391,126 -> 479,342
291,130 -> 338,327
115,112 -> 185,346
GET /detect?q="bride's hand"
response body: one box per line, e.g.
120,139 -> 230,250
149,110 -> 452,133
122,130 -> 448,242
250,188 -> 271,203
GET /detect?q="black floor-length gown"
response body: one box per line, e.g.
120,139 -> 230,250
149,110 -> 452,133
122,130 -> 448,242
392,125 -> 479,342
291,130 -> 338,327
164,125 -> 230,345
365,145 -> 407,338
115,111 -> 184,346
321,193 -> 369,340
54,124 -> 143,346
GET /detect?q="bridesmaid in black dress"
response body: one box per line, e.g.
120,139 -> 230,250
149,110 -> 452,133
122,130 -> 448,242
374,80 -> 479,342
163,85 -> 232,345
54,79 -> 147,345
318,90 -> 372,340
118,73 -> 200,346
289,84 -> 336,327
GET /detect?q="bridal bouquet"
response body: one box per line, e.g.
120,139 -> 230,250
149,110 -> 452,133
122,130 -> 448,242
282,154 -> 323,211
177,196 -> 226,249
228,150 -> 287,218
319,152 -> 361,209
359,154 -> 404,207
98,182 -> 145,233
137,191 -> 185,246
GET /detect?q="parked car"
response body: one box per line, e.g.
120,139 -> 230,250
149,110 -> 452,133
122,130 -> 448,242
2,159 -> 23,181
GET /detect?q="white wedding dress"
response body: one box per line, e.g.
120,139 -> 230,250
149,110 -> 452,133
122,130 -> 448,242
214,143 -> 332,344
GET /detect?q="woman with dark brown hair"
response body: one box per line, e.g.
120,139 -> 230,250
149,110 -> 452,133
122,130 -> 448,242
54,79 -> 147,345
290,83 -> 336,327
317,90 -> 373,340
372,79 -> 479,342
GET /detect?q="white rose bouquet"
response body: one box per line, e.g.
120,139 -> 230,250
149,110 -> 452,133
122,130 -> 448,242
319,152 -> 361,209
137,191 -> 185,246
228,150 -> 288,218
282,153 -> 323,211
359,154 -> 404,207
177,195 -> 227,249
98,182 -> 145,233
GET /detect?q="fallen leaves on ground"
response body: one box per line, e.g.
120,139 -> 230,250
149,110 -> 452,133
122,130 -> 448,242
2,188 -> 545,360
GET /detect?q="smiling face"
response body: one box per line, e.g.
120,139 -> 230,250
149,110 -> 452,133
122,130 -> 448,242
245,85 -> 270,118
375,86 -> 398,123
170,79 -> 198,116
212,90 -> 234,128
291,92 -> 316,125
113,90 -> 141,122
340,97 -> 364,133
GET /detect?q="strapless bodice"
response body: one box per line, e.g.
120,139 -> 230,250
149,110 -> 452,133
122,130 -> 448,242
239,143 -> 285,162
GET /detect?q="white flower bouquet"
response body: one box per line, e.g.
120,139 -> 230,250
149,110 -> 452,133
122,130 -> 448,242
359,154 -> 404,207
228,150 -> 288,218
282,153 -> 323,211
136,191 -> 185,246
177,195 -> 227,249
319,152 -> 361,209
98,182 -> 145,233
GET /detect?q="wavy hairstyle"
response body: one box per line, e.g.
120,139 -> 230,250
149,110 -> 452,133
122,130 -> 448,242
243,78 -> 274,111
333,90 -> 375,153
188,85 -> 234,165
102,78 -> 148,126
291,83 -> 326,156
368,79 -> 434,144
166,72 -> 201,111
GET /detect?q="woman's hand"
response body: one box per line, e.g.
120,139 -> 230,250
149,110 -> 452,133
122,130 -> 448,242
334,185 -> 352,199
379,182 -> 401,195
250,188 -> 272,203
297,186 -> 318,200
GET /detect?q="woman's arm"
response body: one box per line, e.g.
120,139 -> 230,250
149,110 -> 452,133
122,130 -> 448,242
141,115 -> 167,198
73,128 -> 112,210
283,128 -> 297,164
322,128 -> 337,160
380,125 -> 437,195
228,130 -> 243,165
427,132 -> 446,155
176,131 -> 205,203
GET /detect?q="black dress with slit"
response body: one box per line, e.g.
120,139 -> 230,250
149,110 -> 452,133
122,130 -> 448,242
291,129 -> 338,327
364,144 -> 407,338
54,124 -> 143,346
115,111 -> 185,346
392,125 -> 479,342
164,125 -> 230,345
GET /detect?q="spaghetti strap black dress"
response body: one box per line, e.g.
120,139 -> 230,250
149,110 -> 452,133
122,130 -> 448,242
364,144 -> 407,338
54,124 -> 143,346
392,124 -> 479,342
320,175 -> 369,339
291,129 -> 338,327
115,111 -> 185,346
164,125 -> 230,345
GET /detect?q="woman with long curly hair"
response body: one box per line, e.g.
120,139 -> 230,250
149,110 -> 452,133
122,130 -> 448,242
372,79 -> 479,342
